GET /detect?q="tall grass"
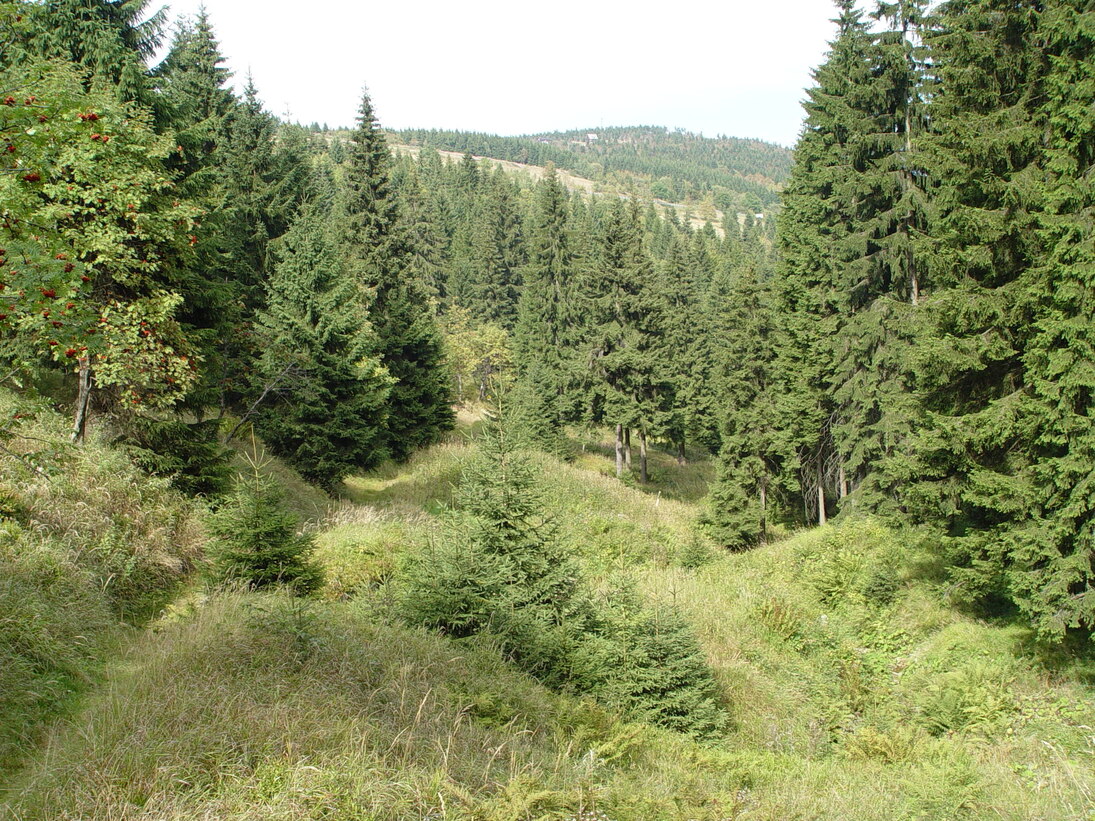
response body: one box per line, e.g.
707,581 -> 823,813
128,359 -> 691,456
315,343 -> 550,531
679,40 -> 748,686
0,391 -> 204,777
1,595 -> 752,821
4,405 -> 1094,820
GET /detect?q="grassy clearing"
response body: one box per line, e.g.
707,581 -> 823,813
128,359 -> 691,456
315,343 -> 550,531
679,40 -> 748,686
637,520 -> 1095,819
1,594 -> 755,821
4,404 -> 1093,819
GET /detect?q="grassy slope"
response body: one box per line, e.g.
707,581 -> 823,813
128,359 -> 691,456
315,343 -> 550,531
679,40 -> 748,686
3,412 -> 1094,819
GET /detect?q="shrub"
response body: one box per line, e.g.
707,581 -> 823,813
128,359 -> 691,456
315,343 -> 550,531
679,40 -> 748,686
206,466 -> 323,595
578,584 -> 728,739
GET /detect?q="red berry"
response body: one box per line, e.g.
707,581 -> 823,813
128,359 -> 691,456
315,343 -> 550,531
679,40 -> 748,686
63,263 -> 74,273
81,275 -> 91,282
48,340 -> 58,346
40,288 -> 55,298
22,172 -> 40,182
65,348 -> 77,358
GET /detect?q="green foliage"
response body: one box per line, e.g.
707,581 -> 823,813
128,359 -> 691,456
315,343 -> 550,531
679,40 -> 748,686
439,305 -> 511,405
344,90 -> 453,462
205,464 -> 323,595
398,407 -> 586,685
0,523 -> 115,774
116,415 -> 231,497
513,169 -> 581,456
0,55 -> 201,412
579,584 -> 727,739
251,201 -> 392,488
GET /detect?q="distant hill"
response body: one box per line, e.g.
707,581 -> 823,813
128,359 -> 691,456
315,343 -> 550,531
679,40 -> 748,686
395,125 -> 792,211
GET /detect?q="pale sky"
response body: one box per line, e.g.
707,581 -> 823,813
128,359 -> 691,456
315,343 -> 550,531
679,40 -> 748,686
160,1 -> 839,148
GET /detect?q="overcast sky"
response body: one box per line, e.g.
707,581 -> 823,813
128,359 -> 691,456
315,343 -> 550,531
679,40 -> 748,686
160,1 -> 839,148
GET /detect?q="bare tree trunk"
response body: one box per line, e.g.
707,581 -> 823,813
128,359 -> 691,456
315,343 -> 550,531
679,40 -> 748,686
759,473 -> 768,544
615,423 -> 624,478
677,439 -> 686,466
838,463 -> 848,500
816,459 -> 827,525
71,358 -> 92,443
639,427 -> 648,484
624,427 -> 632,472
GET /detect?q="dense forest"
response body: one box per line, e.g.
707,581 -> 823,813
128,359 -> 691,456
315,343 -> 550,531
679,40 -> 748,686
1,0 -> 1094,818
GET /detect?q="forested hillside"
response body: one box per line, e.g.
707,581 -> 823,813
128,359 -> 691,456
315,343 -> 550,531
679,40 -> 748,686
396,125 -> 790,211
1,0 -> 1094,818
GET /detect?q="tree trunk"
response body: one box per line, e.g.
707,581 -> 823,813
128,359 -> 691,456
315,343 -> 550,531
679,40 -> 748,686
816,459 -> 827,525
615,424 -> 624,478
624,427 -> 632,472
759,472 -> 768,544
71,358 -> 92,443
676,439 -> 686,466
838,463 -> 848,500
639,427 -> 648,484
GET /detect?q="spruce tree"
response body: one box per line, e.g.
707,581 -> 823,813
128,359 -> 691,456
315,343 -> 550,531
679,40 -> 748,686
513,169 -> 578,455
775,0 -> 885,524
251,202 -> 392,489
150,11 -> 241,415
704,263 -> 787,548
343,89 -> 453,461
905,0 -> 1095,639
581,200 -> 666,481
26,0 -> 165,103
206,464 -> 323,594
1016,0 -> 1095,638
399,403 -> 585,685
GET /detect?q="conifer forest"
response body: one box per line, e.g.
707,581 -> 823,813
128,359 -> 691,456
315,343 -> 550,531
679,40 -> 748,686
1,1 -> 1094,819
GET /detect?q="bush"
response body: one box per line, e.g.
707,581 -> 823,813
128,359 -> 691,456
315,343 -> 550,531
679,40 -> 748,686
578,584 -> 728,739
398,410 -> 587,686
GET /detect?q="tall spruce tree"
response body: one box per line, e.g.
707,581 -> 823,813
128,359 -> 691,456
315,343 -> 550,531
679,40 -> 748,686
250,202 -> 392,488
827,0 -> 930,514
903,0 -> 1095,639
705,262 -> 788,548
582,200 -> 665,481
775,0 -> 877,524
343,89 -> 453,461
150,11 -> 240,414
513,169 -> 578,455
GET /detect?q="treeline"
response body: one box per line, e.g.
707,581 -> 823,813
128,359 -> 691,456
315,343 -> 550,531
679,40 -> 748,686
374,142 -> 778,481
704,0 -> 1095,645
397,125 -> 790,210
0,0 -> 452,489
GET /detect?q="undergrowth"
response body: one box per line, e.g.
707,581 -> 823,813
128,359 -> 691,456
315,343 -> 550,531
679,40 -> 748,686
3,406 -> 1094,819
